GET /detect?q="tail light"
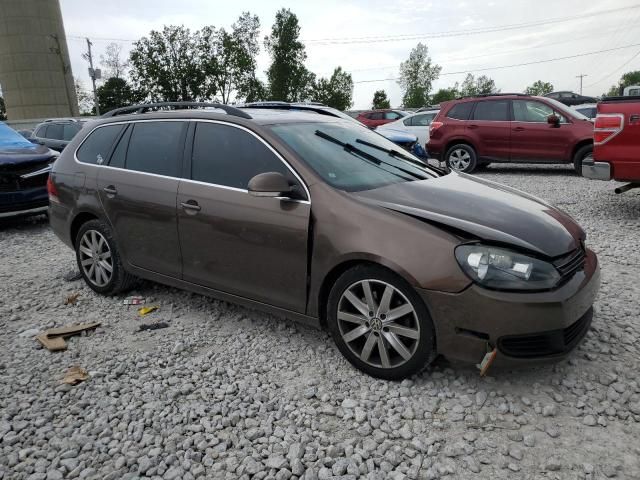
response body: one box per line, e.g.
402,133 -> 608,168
430,121 -> 444,135
594,114 -> 624,145
47,176 -> 60,204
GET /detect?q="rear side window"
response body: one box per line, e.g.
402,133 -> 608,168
125,122 -> 185,177
107,124 -> 131,169
472,101 -> 510,121
446,102 -> 474,120
45,123 -> 63,139
76,124 -> 124,165
191,123 -> 291,189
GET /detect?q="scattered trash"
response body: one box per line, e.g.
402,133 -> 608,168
138,306 -> 158,316
18,328 -> 41,338
63,270 -> 82,282
64,292 -> 80,305
36,322 -> 101,352
138,322 -> 169,332
123,296 -> 146,305
62,365 -> 89,385
478,347 -> 497,377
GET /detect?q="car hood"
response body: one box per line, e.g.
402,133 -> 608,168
0,143 -> 56,167
354,173 -> 584,258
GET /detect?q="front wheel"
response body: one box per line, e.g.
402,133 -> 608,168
327,265 -> 436,380
573,144 -> 593,175
445,144 -> 478,173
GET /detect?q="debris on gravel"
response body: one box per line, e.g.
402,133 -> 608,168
1,165 -> 639,479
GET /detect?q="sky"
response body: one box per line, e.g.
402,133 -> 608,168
59,0 -> 640,109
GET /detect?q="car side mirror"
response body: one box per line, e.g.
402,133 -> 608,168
248,172 -> 293,198
547,114 -> 560,127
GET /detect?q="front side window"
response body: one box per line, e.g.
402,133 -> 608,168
370,112 -> 384,120
62,124 -> 81,141
411,113 -> 435,126
125,122 -> 185,177
270,121 -> 436,193
191,123 -> 292,190
45,123 -> 63,139
76,124 -> 124,165
513,100 -> 554,122
472,101 -> 510,121
384,112 -> 400,120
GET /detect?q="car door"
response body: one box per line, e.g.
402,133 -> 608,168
177,121 -> 310,313
467,100 -> 511,160
511,99 -> 568,161
96,120 -> 186,278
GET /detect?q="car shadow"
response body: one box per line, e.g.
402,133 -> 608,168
479,164 -> 578,176
0,213 -> 49,232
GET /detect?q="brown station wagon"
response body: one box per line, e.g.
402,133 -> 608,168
48,102 -> 600,380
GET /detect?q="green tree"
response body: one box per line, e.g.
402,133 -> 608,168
372,90 -> 391,109
130,25 -> 205,102
310,67 -> 353,110
0,96 -> 6,120
459,73 -> 498,96
100,42 -> 130,79
604,70 -> 640,96
524,80 -> 554,96
430,86 -> 459,104
199,12 -> 261,103
97,77 -> 142,114
398,43 -> 441,108
264,9 -> 315,102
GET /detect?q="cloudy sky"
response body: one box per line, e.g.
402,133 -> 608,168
60,0 -> 640,109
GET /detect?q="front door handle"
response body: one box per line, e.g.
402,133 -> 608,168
513,127 -> 525,132
181,200 -> 201,212
103,185 -> 117,196
468,124 -> 479,129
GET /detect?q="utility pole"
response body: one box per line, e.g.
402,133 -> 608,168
84,38 -> 100,115
576,74 -> 588,95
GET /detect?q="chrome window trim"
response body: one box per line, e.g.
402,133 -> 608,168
73,118 -> 311,204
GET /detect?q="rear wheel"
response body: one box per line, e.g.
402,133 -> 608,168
445,144 -> 478,173
573,144 -> 593,175
327,265 -> 436,380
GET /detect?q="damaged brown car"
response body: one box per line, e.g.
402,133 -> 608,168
48,102 -> 600,380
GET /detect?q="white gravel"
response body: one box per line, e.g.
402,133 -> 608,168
1,164 -> 639,480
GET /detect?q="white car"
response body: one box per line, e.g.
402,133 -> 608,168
375,109 -> 439,147
571,103 -> 597,120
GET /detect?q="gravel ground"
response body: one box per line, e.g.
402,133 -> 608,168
1,164 -> 639,480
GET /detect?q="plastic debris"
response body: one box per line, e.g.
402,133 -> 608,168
64,292 -> 80,305
123,296 -> 146,305
478,348 -> 497,377
62,366 -> 89,385
36,322 -> 101,352
18,328 -> 41,338
138,306 -> 158,316
138,322 -> 169,332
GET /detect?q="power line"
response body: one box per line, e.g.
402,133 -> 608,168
584,49 -> 640,88
352,42 -> 640,83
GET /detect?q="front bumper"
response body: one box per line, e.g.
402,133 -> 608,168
0,187 -> 49,218
582,160 -> 611,180
419,249 -> 600,367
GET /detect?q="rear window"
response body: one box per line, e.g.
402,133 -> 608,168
76,124 -> 124,165
446,102 -> 474,120
472,101 -> 510,121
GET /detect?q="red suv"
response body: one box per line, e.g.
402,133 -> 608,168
357,109 -> 407,128
427,94 -> 594,173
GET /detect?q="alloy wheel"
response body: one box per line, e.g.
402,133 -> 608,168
78,230 -> 113,287
448,148 -> 471,171
337,279 -> 420,369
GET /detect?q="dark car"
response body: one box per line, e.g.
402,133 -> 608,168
0,123 -> 57,219
427,94 -> 594,173
544,91 -> 598,106
49,102 -> 599,380
356,109 -> 407,128
30,118 -> 86,152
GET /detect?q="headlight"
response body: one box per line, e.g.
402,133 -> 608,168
455,244 -> 560,291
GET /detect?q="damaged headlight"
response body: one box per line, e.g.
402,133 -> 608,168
455,244 -> 560,291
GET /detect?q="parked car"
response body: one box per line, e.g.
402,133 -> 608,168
582,95 -> 640,194
356,109 -> 408,128
544,91 -> 598,106
49,102 -> 599,380
623,85 -> 640,96
376,109 -> 439,147
30,118 -> 87,152
0,122 -> 57,218
572,103 -> 597,120
428,94 -> 594,173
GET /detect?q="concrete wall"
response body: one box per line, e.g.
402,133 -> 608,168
0,0 -> 79,120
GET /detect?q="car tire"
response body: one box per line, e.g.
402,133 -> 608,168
445,144 -> 478,173
573,144 -> 593,175
327,264 -> 436,380
74,219 -> 136,295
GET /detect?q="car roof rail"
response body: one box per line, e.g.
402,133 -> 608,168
239,103 -> 341,119
456,93 -> 530,100
43,117 -> 82,123
101,102 -> 252,120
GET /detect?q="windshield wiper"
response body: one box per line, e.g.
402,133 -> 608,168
314,130 -> 428,180
355,138 -> 447,176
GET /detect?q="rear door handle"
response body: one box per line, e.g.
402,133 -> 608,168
103,185 -> 117,196
630,114 -> 640,122
513,127 -> 525,132
181,200 -> 201,212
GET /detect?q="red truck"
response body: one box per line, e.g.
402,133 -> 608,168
582,96 -> 640,193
